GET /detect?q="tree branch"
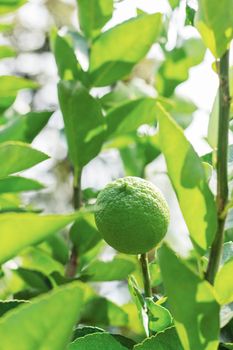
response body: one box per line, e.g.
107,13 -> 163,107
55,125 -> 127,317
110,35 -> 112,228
66,167 -> 82,278
206,50 -> 230,284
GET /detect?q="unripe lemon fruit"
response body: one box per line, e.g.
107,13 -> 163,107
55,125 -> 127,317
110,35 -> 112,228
94,176 -> 170,254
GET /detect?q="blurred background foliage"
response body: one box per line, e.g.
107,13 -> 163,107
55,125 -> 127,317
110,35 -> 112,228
0,0 -> 232,347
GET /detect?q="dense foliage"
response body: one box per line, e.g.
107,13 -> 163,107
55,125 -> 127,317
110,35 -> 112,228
0,0 -> 232,349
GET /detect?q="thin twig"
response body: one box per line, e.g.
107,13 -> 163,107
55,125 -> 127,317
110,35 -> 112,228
206,50 -> 230,284
140,253 -> 152,298
139,253 -> 153,337
66,167 -> 82,278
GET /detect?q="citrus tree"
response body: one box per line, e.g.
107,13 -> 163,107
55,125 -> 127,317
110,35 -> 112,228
0,0 -> 232,349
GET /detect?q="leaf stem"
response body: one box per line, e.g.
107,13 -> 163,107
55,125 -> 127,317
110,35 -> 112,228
66,167 -> 82,278
206,50 -> 230,284
73,168 -> 82,210
140,253 -> 152,298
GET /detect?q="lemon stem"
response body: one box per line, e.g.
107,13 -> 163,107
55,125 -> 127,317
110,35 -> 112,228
206,50 -> 230,284
140,253 -> 152,298
66,167 -> 82,278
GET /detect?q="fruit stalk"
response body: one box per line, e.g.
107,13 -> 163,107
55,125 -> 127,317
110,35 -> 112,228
206,50 -> 230,284
140,253 -> 153,337
66,167 -> 82,278
140,253 -> 152,297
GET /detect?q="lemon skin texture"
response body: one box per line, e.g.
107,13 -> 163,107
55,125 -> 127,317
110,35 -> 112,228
94,176 -> 170,255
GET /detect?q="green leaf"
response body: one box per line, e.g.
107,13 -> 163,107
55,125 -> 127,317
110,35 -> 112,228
202,161 -> 213,182
0,0 -> 26,14
39,234 -> 69,265
0,76 -> 38,98
159,95 -> 197,129
106,98 -> 157,139
89,14 -> 162,86
51,30 -> 85,82
201,145 -> 233,165
0,193 -> 21,212
67,31 -> 89,70
136,8 -> 147,16
58,81 -> 106,171
195,0 -> 233,58
82,295 -> 128,327
0,111 -> 52,144
72,326 -> 104,340
134,327 -> 183,349
68,333 -> 128,350
78,241 -> 105,272
0,212 -> 77,265
122,303 -> 144,336
185,4 -> 196,26
0,176 -> 44,193
128,275 -> 147,333
100,81 -> 150,111
72,327 -> 136,349
0,267 -> 26,298
146,299 -> 173,333
0,300 -> 27,317
119,134 -> 160,177
18,246 -> 64,276
215,258 -> 233,305
0,141 -> 48,178
157,104 -> 217,254
104,134 -> 135,151
156,38 -> 206,97
0,282 -> 84,350
77,0 -> 113,39
113,335 -> 136,349
158,244 -> 220,350
11,268 -> 52,295
70,212 -> 101,255
0,96 -> 15,114
0,23 -> 13,33
0,45 -> 15,59
168,0 -> 180,8
80,256 -> 136,282
128,276 -> 172,335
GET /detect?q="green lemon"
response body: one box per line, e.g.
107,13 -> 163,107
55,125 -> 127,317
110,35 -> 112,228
94,176 -> 170,254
